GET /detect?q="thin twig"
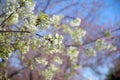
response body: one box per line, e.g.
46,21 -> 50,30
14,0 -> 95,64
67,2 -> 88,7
0,13 -> 14,28
0,30 -> 30,33
42,0 -> 50,12
0,1 -> 24,28
65,27 -> 120,47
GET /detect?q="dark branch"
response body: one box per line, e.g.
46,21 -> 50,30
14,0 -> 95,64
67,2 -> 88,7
0,30 -> 30,33
8,67 -> 27,78
0,13 -> 14,28
36,33 -> 53,43
36,33 -> 44,37
42,0 -> 50,12
29,70 -> 33,80
0,1 -> 24,28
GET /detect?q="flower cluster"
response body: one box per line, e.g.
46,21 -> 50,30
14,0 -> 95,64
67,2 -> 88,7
96,39 -> 117,51
70,18 -> 81,26
67,47 -> 79,62
42,64 -> 59,80
53,56 -> 63,64
50,15 -> 64,27
85,47 -> 96,56
43,33 -> 63,54
35,57 -> 48,66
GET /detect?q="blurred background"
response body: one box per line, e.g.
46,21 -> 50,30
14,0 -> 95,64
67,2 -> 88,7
4,0 -> 120,80
35,0 -> 120,80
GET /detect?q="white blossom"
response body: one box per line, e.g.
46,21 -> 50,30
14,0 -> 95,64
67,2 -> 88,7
70,18 -> 81,26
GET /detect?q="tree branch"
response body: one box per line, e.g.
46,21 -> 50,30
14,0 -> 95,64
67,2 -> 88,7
42,0 -> 50,12
65,27 -> 120,47
0,1 -> 24,28
0,30 -> 30,33
29,70 -> 33,80
8,67 -> 27,78
53,2 -> 79,14
0,13 -> 14,28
